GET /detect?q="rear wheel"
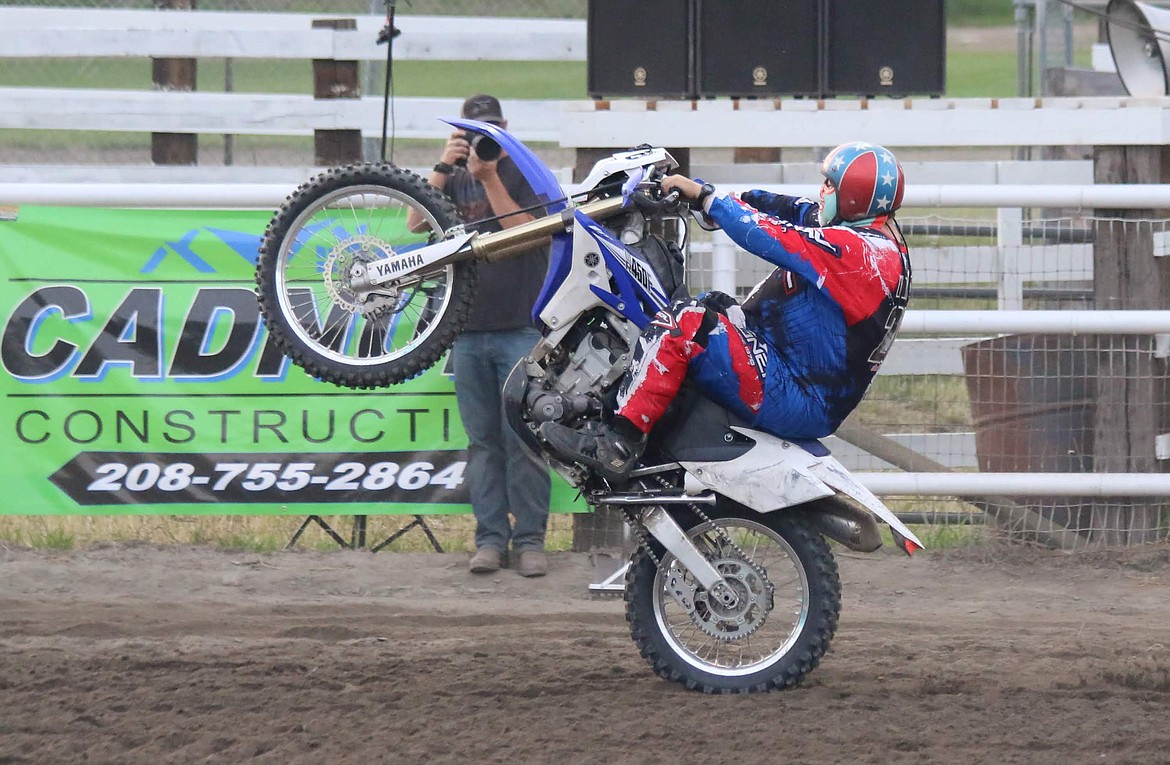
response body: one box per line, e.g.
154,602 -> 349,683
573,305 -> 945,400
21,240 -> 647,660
624,507 -> 840,693
255,164 -> 477,389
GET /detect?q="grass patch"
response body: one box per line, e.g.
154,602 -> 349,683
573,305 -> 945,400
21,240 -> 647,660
947,0 -> 1015,26
1,520 -> 77,550
0,513 -> 580,553
946,51 -> 1017,98
0,58 -> 589,99
0,31 -> 1054,102
912,522 -> 991,550
877,505 -> 991,551
855,375 -> 975,434
0,509 -> 993,554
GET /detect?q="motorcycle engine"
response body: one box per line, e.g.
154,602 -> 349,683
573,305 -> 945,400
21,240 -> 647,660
525,322 -> 631,425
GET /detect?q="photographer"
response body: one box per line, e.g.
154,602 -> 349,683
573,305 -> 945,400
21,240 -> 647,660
413,94 -> 552,578
420,95 -> 537,232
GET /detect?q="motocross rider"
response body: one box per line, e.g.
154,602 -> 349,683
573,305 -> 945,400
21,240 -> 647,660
541,142 -> 912,481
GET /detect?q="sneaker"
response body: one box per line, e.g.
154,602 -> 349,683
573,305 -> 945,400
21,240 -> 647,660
539,418 -> 646,482
515,550 -> 548,578
468,547 -> 503,574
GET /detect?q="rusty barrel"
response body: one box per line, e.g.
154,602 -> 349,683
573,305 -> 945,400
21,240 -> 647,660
961,333 -> 1096,533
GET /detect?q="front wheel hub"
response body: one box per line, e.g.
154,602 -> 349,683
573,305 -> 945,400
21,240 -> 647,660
323,235 -> 401,316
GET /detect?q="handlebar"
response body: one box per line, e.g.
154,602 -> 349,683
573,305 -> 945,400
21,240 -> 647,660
469,174 -> 704,263
630,188 -> 685,216
640,179 -> 722,232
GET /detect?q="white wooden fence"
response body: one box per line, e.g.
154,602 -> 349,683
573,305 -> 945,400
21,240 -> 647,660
8,7 -> 1170,158
0,7 -> 573,148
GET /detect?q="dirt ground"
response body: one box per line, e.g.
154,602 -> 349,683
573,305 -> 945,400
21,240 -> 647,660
3,542 -> 1170,765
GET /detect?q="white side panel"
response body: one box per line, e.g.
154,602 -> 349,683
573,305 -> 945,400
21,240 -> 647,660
680,429 -> 834,511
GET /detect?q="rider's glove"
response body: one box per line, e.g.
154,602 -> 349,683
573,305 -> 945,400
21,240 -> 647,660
699,290 -> 746,329
699,290 -> 736,313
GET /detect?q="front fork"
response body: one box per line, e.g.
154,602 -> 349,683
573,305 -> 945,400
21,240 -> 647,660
642,506 -> 739,610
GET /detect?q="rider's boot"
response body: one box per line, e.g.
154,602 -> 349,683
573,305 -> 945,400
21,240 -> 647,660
540,416 -> 647,482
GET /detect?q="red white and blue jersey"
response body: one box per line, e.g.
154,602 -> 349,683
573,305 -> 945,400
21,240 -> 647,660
614,189 -> 910,441
709,190 -> 911,437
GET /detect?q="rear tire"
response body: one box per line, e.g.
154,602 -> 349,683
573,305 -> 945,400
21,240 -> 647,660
624,507 -> 840,693
255,163 -> 477,389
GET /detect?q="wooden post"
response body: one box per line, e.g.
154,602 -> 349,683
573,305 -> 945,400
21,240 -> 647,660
151,0 -> 197,166
1090,145 -> 1170,544
733,147 -> 780,164
312,18 -> 362,166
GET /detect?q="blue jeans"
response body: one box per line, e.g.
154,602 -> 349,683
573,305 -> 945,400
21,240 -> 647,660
452,327 -> 550,553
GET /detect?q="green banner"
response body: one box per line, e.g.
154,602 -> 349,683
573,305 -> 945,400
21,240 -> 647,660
0,205 -> 583,516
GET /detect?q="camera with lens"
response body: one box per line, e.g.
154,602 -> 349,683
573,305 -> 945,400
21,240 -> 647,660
454,132 -> 502,166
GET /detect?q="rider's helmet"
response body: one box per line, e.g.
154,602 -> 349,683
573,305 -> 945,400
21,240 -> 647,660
819,142 -> 905,225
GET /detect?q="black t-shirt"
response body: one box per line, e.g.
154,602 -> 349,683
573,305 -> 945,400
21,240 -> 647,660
442,157 -> 549,332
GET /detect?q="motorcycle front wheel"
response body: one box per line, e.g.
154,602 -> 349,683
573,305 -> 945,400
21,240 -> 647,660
255,164 -> 477,389
624,507 -> 841,693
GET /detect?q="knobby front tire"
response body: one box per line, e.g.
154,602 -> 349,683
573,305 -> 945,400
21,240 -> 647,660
256,163 -> 477,389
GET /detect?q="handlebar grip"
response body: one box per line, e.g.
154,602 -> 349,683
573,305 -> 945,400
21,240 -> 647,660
631,189 -> 684,215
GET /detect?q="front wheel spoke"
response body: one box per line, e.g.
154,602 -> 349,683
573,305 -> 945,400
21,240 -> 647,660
290,291 -> 333,335
386,308 -> 419,349
342,194 -> 363,234
282,263 -> 325,280
319,310 -> 354,350
769,572 -> 800,590
286,292 -> 321,318
371,204 -> 401,242
357,321 -> 381,358
295,225 -> 342,257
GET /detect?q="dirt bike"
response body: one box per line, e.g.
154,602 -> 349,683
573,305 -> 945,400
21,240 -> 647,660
255,118 -> 923,693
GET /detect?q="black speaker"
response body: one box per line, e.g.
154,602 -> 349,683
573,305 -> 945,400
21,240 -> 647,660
695,0 -> 821,98
587,0 -> 694,99
823,0 -> 945,97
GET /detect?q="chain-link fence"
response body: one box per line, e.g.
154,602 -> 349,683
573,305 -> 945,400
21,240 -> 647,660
519,212 -> 1170,559
679,213 -> 1170,552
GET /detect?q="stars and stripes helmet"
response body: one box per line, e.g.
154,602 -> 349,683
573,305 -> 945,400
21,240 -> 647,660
819,142 -> 905,225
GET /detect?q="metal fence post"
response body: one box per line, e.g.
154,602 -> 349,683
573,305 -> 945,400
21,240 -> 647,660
997,206 -> 1024,310
710,229 -> 738,297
